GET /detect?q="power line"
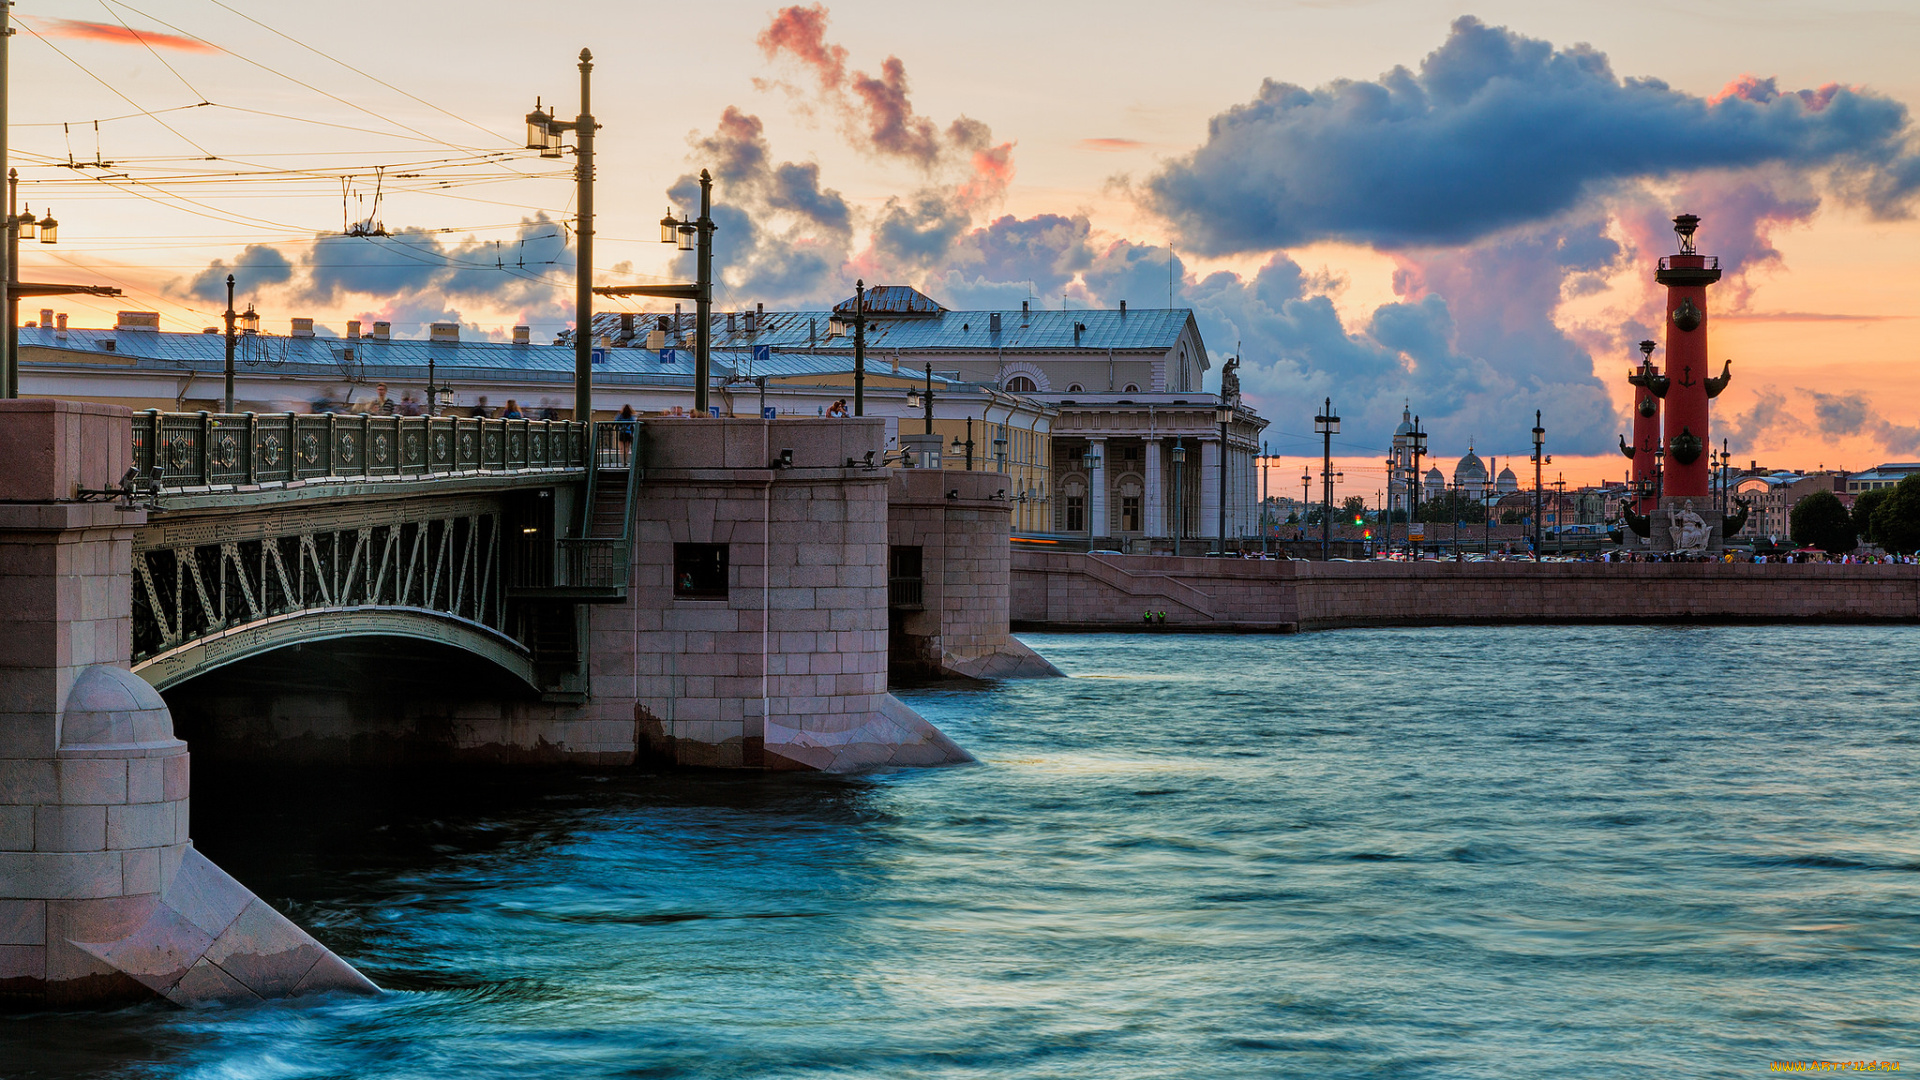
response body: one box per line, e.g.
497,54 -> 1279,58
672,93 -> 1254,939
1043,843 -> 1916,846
16,20 -> 218,159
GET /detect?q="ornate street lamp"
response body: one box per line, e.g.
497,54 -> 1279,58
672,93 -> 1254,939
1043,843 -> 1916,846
523,52 -> 601,420
1314,398 -> 1340,560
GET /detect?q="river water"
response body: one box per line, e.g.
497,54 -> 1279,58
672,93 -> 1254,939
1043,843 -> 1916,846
7,626 -> 1920,1078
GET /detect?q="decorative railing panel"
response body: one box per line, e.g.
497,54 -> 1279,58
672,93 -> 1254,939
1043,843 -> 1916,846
132,411 -> 586,491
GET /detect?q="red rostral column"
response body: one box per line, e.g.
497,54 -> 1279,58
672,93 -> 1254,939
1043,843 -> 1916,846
1624,338 -> 1667,516
1655,214 -> 1721,498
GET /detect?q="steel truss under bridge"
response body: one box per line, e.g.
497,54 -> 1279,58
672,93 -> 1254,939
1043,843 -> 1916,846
130,495 -> 550,692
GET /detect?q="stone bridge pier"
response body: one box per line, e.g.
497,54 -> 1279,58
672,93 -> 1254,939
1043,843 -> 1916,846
0,400 -> 377,1008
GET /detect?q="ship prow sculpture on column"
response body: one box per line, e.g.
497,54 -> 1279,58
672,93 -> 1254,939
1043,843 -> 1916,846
0,399 -> 379,1008
1623,212 -> 1732,554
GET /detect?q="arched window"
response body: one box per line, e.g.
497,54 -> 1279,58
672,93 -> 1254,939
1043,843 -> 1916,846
1005,375 -> 1036,393
1123,383 -> 1138,393
1067,383 -> 1083,393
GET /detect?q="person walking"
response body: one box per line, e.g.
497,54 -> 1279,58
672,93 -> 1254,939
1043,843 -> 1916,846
614,404 -> 636,465
502,399 -> 524,419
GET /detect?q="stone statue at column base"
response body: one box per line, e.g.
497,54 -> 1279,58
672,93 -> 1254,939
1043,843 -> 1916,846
1651,496 -> 1723,554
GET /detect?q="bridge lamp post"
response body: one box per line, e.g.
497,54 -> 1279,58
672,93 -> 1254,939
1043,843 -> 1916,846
7,167 -> 62,399
950,417 -> 974,470
222,274 -> 237,413
1314,398 -> 1339,561
1531,410 -> 1549,561
523,50 -> 599,421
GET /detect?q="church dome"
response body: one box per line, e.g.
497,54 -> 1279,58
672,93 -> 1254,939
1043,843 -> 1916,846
1497,465 -> 1519,494
1425,466 -> 1443,480
1453,448 -> 1487,484
1393,405 -> 1414,437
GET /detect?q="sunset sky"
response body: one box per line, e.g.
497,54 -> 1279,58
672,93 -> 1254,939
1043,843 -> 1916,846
11,0 -> 1920,498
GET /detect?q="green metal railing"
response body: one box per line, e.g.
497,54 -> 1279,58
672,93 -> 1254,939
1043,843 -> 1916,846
131,410 -> 587,490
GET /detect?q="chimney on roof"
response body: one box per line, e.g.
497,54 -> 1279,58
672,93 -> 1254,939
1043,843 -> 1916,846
808,317 -> 816,346
514,325 -> 531,345
116,311 -> 160,332
619,312 -> 634,340
990,312 -> 1001,333
39,308 -> 52,328
430,322 -> 459,343
55,313 -> 67,337
727,311 -> 737,333
372,321 -> 391,340
291,318 -> 315,338
346,320 -> 361,339
1120,299 -> 1127,316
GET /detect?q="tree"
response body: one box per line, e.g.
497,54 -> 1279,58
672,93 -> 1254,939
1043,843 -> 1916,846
1340,495 -> 1368,522
1852,487 -> 1891,545
1500,508 -> 1522,525
1416,490 -> 1486,524
1870,474 -> 1920,554
1789,490 -> 1856,553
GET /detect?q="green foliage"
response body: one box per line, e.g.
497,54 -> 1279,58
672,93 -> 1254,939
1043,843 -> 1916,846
1789,490 -> 1856,553
1340,495 -> 1368,521
1499,508 -> 1522,525
1852,487 -> 1890,543
1869,475 -> 1920,554
1416,490 -> 1487,524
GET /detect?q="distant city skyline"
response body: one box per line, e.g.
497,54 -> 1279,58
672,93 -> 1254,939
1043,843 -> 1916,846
10,0 -> 1920,493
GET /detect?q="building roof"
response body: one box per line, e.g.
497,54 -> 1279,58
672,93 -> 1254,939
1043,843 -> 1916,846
587,305 -> 1203,359
832,285 -> 945,318
18,325 -> 963,388
1454,449 -> 1486,480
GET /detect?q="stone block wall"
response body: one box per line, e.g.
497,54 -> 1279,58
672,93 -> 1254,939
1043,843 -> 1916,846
887,470 -> 1058,680
0,399 -> 375,1008
609,418 -> 972,771
1011,551 -> 1920,630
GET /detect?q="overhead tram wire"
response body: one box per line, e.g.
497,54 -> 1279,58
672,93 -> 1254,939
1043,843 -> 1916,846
96,0 -> 209,103
16,22 -> 219,159
100,0 -> 504,156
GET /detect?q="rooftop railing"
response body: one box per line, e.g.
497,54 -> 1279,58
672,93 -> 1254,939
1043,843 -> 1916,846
132,410 -> 587,491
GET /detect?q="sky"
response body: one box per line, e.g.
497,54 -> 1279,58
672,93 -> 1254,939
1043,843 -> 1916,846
11,0 -> 1920,498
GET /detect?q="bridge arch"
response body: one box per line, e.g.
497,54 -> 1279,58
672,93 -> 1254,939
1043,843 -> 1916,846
133,606 -> 540,693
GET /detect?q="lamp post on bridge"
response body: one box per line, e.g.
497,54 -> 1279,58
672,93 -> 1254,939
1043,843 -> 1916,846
521,51 -> 601,421
1315,398 -> 1340,561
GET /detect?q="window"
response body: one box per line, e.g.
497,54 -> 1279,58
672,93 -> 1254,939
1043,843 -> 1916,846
889,545 -> 924,607
1066,495 -> 1085,532
1121,496 -> 1141,532
1067,384 -> 1083,393
673,543 -> 728,599
1005,375 -> 1036,392
1123,383 -> 1138,393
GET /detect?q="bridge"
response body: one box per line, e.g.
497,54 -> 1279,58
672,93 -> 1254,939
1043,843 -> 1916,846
121,409 -> 629,699
2,397 -> 1048,1010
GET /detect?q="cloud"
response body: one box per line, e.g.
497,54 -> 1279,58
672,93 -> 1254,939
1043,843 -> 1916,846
42,18 -> 213,52
1080,138 -> 1146,152
184,244 -> 294,302
1141,16 -> 1920,255
756,4 -> 1013,183
666,109 -> 854,305
1808,391 -> 1920,456
174,218 -> 574,338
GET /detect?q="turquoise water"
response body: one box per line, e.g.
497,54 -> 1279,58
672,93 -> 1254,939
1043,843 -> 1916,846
7,626 -> 1920,1078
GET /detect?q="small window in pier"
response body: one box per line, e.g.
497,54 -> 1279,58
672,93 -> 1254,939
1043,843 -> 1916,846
674,543 -> 729,599
1121,496 -> 1141,533
1065,495 -> 1085,532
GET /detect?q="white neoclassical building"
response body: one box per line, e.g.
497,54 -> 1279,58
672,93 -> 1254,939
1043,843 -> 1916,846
592,286 -> 1268,549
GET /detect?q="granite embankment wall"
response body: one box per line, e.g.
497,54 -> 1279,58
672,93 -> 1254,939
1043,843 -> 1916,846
1011,550 -> 1920,632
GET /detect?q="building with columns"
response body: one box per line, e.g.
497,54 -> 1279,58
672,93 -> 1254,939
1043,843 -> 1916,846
592,287 -> 1267,550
